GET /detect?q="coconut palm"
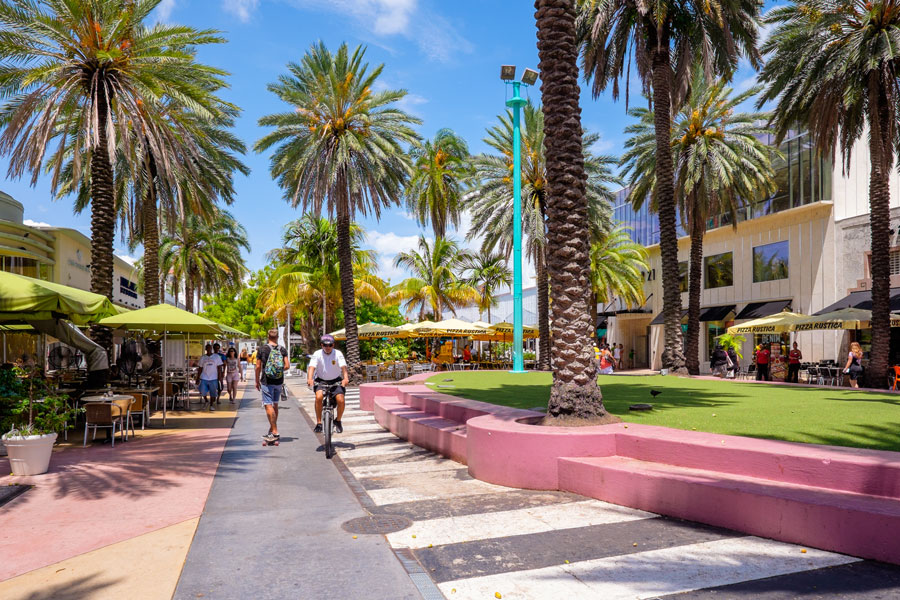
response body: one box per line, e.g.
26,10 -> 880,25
534,0 -> 608,416
466,101 -> 618,371
159,210 -> 249,313
757,0 -> 900,387
621,73 -> 778,374
386,236 -> 477,321
256,42 -> 420,381
461,249 -> 513,324
590,226 -> 650,324
0,0 -> 230,347
406,128 -> 471,239
578,0 -> 763,373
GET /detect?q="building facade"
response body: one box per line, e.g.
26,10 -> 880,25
606,131 -> 900,372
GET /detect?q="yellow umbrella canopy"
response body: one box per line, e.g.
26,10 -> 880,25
726,311 -> 808,335
791,308 -> 872,331
408,320 -> 445,338
431,318 -> 490,337
329,322 -> 403,340
490,322 -> 540,339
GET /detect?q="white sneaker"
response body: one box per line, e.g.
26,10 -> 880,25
209,404 -> 216,412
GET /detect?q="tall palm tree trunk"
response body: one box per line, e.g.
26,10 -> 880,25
185,271 -> 194,313
651,28 -> 687,374
536,0 -> 605,417
866,77 -> 893,388
142,152 -> 160,306
337,194 -> 362,383
536,249 -> 551,370
685,208 -> 704,375
88,84 -> 116,353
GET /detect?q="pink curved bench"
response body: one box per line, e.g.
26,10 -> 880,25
361,375 -> 900,564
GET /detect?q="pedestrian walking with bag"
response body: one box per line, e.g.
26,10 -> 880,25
256,329 -> 290,443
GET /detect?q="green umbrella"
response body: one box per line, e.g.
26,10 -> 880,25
217,323 -> 250,337
98,303 -> 223,334
0,271 -> 117,325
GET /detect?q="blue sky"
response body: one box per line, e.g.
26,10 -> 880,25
5,0 -> 770,283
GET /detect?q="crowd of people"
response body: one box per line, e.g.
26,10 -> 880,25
595,341 -> 630,374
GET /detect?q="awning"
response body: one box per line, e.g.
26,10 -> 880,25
0,271 -> 117,325
699,305 -> 736,322
734,300 -> 792,320
650,309 -> 688,326
815,288 -> 900,315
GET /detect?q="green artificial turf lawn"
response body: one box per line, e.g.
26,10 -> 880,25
425,372 -> 900,452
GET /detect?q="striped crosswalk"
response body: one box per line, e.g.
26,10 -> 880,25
289,384 -> 900,600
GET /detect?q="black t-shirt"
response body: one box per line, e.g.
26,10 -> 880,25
257,344 -> 287,385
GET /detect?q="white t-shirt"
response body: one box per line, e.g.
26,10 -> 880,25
311,348 -> 347,380
613,347 -> 622,360
198,353 -> 223,381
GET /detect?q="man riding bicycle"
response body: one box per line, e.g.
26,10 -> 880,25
307,335 -> 349,434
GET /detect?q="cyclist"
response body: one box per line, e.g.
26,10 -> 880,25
307,335 -> 349,434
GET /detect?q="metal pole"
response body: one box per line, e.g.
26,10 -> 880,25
507,80 -> 526,373
163,331 -> 167,426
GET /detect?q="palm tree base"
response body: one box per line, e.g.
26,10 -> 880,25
547,380 -> 606,419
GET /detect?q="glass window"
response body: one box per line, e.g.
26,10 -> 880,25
753,241 -> 789,282
679,262 -> 689,293
704,252 -> 733,289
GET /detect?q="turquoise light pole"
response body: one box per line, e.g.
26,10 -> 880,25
505,76 -> 528,373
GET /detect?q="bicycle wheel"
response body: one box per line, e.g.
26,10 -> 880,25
323,408 -> 333,459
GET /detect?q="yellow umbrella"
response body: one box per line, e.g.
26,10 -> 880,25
490,322 -> 539,339
431,318 -> 491,337
408,320 -> 445,338
791,308 -> 872,331
328,322 -> 403,340
727,311 -> 808,335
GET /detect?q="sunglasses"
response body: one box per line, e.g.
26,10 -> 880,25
322,342 -> 334,347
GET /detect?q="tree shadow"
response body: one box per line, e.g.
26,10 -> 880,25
13,573 -> 122,600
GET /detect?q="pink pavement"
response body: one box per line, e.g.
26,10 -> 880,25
0,426 -> 231,581
363,375 -> 900,564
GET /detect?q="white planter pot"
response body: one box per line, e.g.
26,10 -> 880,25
2,432 -> 57,476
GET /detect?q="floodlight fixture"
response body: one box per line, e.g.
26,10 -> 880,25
500,65 -> 516,81
521,68 -> 539,86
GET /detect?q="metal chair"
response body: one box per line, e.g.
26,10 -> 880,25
128,393 -> 149,433
365,365 -> 379,382
394,363 -> 408,380
806,366 -> 820,385
83,402 -> 126,447
744,364 -> 756,380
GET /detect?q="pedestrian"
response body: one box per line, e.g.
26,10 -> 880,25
628,347 -> 635,369
256,329 -> 290,443
788,342 -> 802,383
756,343 -> 771,381
843,341 -> 864,389
224,347 -> 241,403
613,344 -> 623,369
212,343 -> 226,404
710,344 -> 729,377
599,345 -> 615,375
196,343 -> 224,411
726,345 -> 740,379
463,345 -> 472,363
239,347 -> 249,382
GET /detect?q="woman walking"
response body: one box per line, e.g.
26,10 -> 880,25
225,347 -> 241,403
843,342 -> 864,388
239,347 -> 249,382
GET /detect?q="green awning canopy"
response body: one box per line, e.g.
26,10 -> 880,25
97,303 -> 223,334
0,271 -> 117,325
217,323 -> 250,337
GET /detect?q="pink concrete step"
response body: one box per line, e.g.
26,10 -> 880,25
614,427 -> 900,499
373,396 -> 467,463
559,455 -> 900,564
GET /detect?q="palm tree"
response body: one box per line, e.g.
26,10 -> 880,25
461,249 -> 513,324
590,226 -> 650,326
466,101 -> 618,371
256,42 -> 420,381
159,210 -> 249,313
386,236 -> 477,321
757,0 -> 900,388
0,0 -> 230,347
578,0 -> 763,373
406,129 -> 471,239
534,0 -> 606,416
620,73 -> 778,374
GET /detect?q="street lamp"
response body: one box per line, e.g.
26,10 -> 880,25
500,65 -> 538,373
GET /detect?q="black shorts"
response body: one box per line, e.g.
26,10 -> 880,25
314,378 -> 345,396
848,366 -> 863,381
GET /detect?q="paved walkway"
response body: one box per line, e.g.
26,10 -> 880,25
289,384 -> 900,600
173,379 -> 422,600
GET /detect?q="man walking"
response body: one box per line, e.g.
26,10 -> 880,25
307,335 -> 349,434
212,343 -> 226,406
256,329 -> 290,443
197,343 -> 224,411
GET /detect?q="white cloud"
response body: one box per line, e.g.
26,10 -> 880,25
223,0 -> 259,22
396,93 -> 428,116
154,0 -> 176,21
290,0 -> 472,63
23,219 -> 51,228
366,230 -> 426,283
117,254 -> 139,266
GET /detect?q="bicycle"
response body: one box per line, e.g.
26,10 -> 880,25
317,381 -> 341,459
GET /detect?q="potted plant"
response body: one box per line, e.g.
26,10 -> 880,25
2,370 -> 80,476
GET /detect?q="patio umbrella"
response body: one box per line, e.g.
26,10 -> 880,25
726,311 -> 808,335
430,318 -> 490,337
408,320 -> 445,338
217,323 -> 250,338
98,304 -> 224,426
791,308 -> 873,331
0,271 -> 117,325
489,321 -> 540,339
328,322 -> 403,340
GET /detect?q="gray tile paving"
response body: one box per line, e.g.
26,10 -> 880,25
173,383 -> 422,600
